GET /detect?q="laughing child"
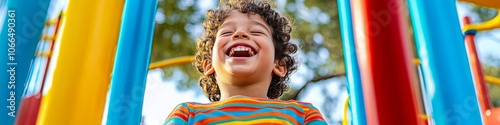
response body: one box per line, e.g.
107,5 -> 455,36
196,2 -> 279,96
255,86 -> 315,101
164,0 -> 328,124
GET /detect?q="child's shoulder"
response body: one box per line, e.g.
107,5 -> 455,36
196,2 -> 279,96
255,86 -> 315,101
184,96 -> 317,111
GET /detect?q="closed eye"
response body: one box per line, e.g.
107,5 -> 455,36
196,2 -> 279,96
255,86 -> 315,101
220,32 -> 233,36
250,31 -> 265,35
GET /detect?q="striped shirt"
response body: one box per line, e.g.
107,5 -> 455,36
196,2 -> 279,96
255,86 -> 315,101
164,96 -> 328,125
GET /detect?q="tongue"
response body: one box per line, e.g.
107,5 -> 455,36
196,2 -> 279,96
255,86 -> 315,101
232,51 -> 250,57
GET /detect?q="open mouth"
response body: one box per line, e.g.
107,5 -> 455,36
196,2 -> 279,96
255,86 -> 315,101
226,45 -> 256,57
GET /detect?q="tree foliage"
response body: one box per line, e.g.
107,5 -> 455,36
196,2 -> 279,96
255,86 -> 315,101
484,60 -> 500,107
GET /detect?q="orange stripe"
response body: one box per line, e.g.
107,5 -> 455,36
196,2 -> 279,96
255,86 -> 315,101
166,105 -> 190,121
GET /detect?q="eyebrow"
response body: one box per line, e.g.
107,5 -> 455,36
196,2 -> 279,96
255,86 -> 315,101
218,22 -> 234,30
218,21 -> 272,34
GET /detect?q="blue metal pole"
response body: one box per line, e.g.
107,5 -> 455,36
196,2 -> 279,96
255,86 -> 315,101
0,0 -> 50,124
337,0 -> 367,124
106,0 -> 158,124
407,0 -> 482,124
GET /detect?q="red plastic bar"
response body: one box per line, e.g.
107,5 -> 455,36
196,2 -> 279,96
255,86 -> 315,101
350,0 -> 424,124
463,16 -> 493,115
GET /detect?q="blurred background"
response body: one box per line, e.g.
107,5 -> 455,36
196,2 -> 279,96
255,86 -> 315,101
1,0 -> 498,124
139,0 -> 500,125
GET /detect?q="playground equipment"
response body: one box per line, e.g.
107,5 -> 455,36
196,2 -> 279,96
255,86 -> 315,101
351,0 -> 425,124
36,0 -> 124,124
0,0 -> 51,124
0,0 -> 156,124
461,1 -> 500,124
1,0 -> 499,125
106,0 -> 158,124
14,11 -> 62,125
339,0 -> 500,124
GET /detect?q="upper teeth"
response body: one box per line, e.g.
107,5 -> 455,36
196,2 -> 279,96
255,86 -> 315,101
229,46 -> 255,56
233,46 -> 249,51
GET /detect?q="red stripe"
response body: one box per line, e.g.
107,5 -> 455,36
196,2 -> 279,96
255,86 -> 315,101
305,115 -> 325,123
172,113 -> 188,121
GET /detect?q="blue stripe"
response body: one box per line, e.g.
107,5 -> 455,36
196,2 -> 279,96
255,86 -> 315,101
407,0 -> 482,124
106,0 -> 158,125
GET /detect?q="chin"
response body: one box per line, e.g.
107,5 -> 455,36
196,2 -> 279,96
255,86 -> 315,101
227,66 -> 255,76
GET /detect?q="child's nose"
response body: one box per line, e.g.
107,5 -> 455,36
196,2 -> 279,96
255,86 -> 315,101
232,31 -> 249,40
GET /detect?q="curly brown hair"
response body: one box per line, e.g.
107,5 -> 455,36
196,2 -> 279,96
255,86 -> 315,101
194,0 -> 298,102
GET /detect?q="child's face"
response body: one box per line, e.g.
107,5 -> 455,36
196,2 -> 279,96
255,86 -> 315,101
205,10 -> 284,86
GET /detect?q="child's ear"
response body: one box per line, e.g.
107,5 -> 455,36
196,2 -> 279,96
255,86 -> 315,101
273,60 -> 287,77
203,60 -> 215,76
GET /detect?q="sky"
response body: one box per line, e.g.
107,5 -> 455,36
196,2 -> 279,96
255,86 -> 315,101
30,0 -> 500,125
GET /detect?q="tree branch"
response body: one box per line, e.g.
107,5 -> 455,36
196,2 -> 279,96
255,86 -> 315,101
286,72 -> 346,100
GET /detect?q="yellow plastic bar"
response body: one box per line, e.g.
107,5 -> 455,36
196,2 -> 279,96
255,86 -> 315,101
418,114 -> 429,121
463,11 -> 500,32
42,35 -> 54,41
342,97 -> 349,125
45,17 -> 60,26
36,52 -> 52,57
413,58 -> 421,65
459,0 -> 500,32
37,0 -> 124,124
149,56 -> 194,70
415,59 -> 500,85
486,76 -> 500,85
458,0 -> 500,9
